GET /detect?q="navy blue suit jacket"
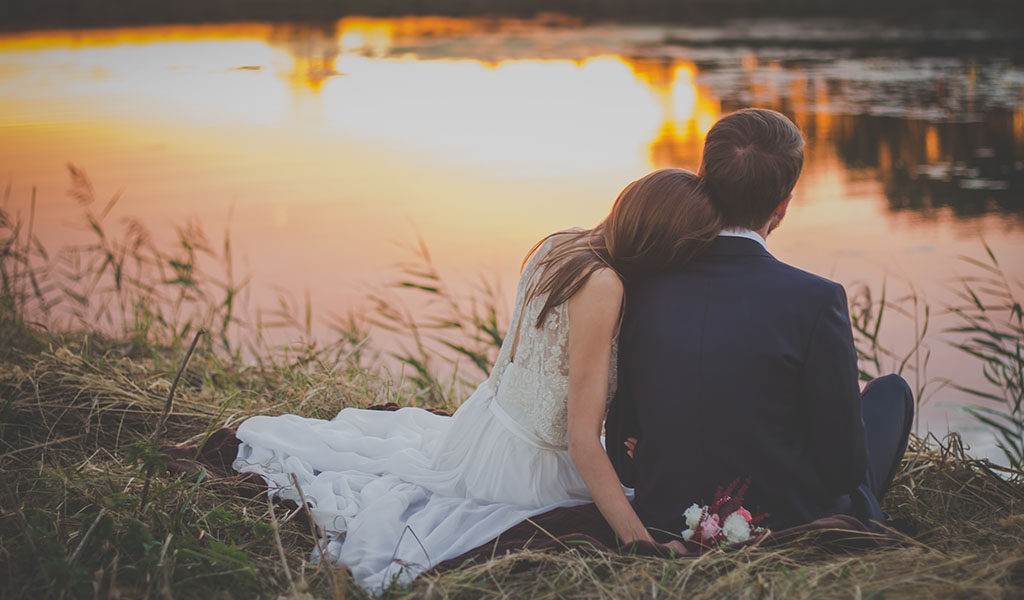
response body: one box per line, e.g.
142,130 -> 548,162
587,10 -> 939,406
606,235 -> 868,538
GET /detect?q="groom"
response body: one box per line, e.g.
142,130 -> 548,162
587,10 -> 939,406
606,108 -> 914,538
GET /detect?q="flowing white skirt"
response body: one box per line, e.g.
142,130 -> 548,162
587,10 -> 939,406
233,381 -> 593,593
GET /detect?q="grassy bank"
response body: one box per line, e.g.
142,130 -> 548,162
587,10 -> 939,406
2,305 -> 1023,599
1,174 -> 1023,598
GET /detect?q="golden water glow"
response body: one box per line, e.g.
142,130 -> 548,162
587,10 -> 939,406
0,17 -> 738,295
925,126 -> 941,164
0,19 -> 731,175
2,16 -> 1020,463
0,17 -> 1019,306
814,79 -> 832,143
337,18 -> 395,55
1015,101 -> 1024,140
0,16 -> 735,180
0,23 -> 278,50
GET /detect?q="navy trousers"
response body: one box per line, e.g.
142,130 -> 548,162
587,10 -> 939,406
850,374 -> 915,529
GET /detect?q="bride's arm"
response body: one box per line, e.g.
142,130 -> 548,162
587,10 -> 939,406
566,268 -> 654,545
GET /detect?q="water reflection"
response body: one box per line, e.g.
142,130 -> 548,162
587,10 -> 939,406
2,19 -> 1024,219
632,58 -> 720,168
1,17 -> 1022,224
832,113 -> 1024,219
268,23 -> 341,91
2,17 -> 1023,460
320,18 -> 1022,221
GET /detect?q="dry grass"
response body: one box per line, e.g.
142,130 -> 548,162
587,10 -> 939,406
1,325 -> 1022,599
408,434 -> 1024,600
0,329 -> 369,599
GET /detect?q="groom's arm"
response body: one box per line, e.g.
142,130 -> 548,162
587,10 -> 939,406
606,342 -> 639,487
804,282 -> 868,497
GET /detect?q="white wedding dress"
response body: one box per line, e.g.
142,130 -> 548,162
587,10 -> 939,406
233,233 -> 618,593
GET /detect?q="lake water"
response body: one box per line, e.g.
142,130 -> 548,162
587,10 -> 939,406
1,16 -> 1022,461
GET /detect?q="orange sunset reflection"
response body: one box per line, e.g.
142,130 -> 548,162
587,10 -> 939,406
0,16 -> 1019,309
0,17 -> 739,301
630,58 -> 721,168
0,17 -> 734,177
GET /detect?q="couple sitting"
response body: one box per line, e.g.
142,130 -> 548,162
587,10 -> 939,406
232,108 -> 914,592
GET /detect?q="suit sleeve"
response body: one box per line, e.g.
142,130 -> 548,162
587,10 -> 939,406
605,340 -> 639,487
804,283 -> 868,497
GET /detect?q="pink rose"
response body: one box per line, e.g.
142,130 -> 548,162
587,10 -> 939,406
736,507 -> 752,522
700,513 -> 721,540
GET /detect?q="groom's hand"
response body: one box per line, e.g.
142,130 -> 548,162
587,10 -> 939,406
624,437 -> 638,459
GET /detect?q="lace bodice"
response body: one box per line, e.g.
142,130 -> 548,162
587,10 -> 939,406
485,232 -> 618,449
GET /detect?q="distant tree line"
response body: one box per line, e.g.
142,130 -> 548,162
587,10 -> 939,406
1,0 -> 1020,32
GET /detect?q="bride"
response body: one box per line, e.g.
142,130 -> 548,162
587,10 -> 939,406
233,168 -> 721,592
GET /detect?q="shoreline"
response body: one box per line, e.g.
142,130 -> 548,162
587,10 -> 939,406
1,1 -> 1021,35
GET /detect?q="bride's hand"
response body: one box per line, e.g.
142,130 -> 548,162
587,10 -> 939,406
624,437 -> 638,459
663,540 -> 688,556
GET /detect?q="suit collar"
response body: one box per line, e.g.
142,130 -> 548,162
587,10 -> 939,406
707,235 -> 774,258
719,228 -> 767,249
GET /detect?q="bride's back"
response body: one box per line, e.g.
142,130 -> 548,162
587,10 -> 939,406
485,232 -> 617,450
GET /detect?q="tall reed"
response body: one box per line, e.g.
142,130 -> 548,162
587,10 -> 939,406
847,279 -> 948,432
2,166 -> 1021,457
369,236 -> 506,409
947,242 -> 1024,469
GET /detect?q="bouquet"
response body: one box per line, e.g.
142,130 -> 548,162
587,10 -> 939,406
680,479 -> 769,549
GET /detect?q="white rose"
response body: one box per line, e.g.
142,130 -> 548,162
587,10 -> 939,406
684,504 -> 704,530
723,512 -> 752,543
681,529 -> 694,541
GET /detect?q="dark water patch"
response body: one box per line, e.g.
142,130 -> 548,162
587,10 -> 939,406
665,19 -> 1022,47
1,0 -> 1021,34
830,115 -> 1024,219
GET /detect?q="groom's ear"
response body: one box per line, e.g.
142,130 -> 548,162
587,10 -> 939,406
774,194 -> 793,220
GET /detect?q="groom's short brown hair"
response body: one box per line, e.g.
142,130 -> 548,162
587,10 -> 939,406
701,108 -> 804,230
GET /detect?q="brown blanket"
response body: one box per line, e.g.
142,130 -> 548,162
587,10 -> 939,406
434,504 -> 882,571
162,420 -> 896,570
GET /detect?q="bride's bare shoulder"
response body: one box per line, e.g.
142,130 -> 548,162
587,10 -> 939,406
583,267 -> 623,297
568,267 -> 623,330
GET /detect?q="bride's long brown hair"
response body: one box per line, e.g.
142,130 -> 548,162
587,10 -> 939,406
523,169 -> 721,328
